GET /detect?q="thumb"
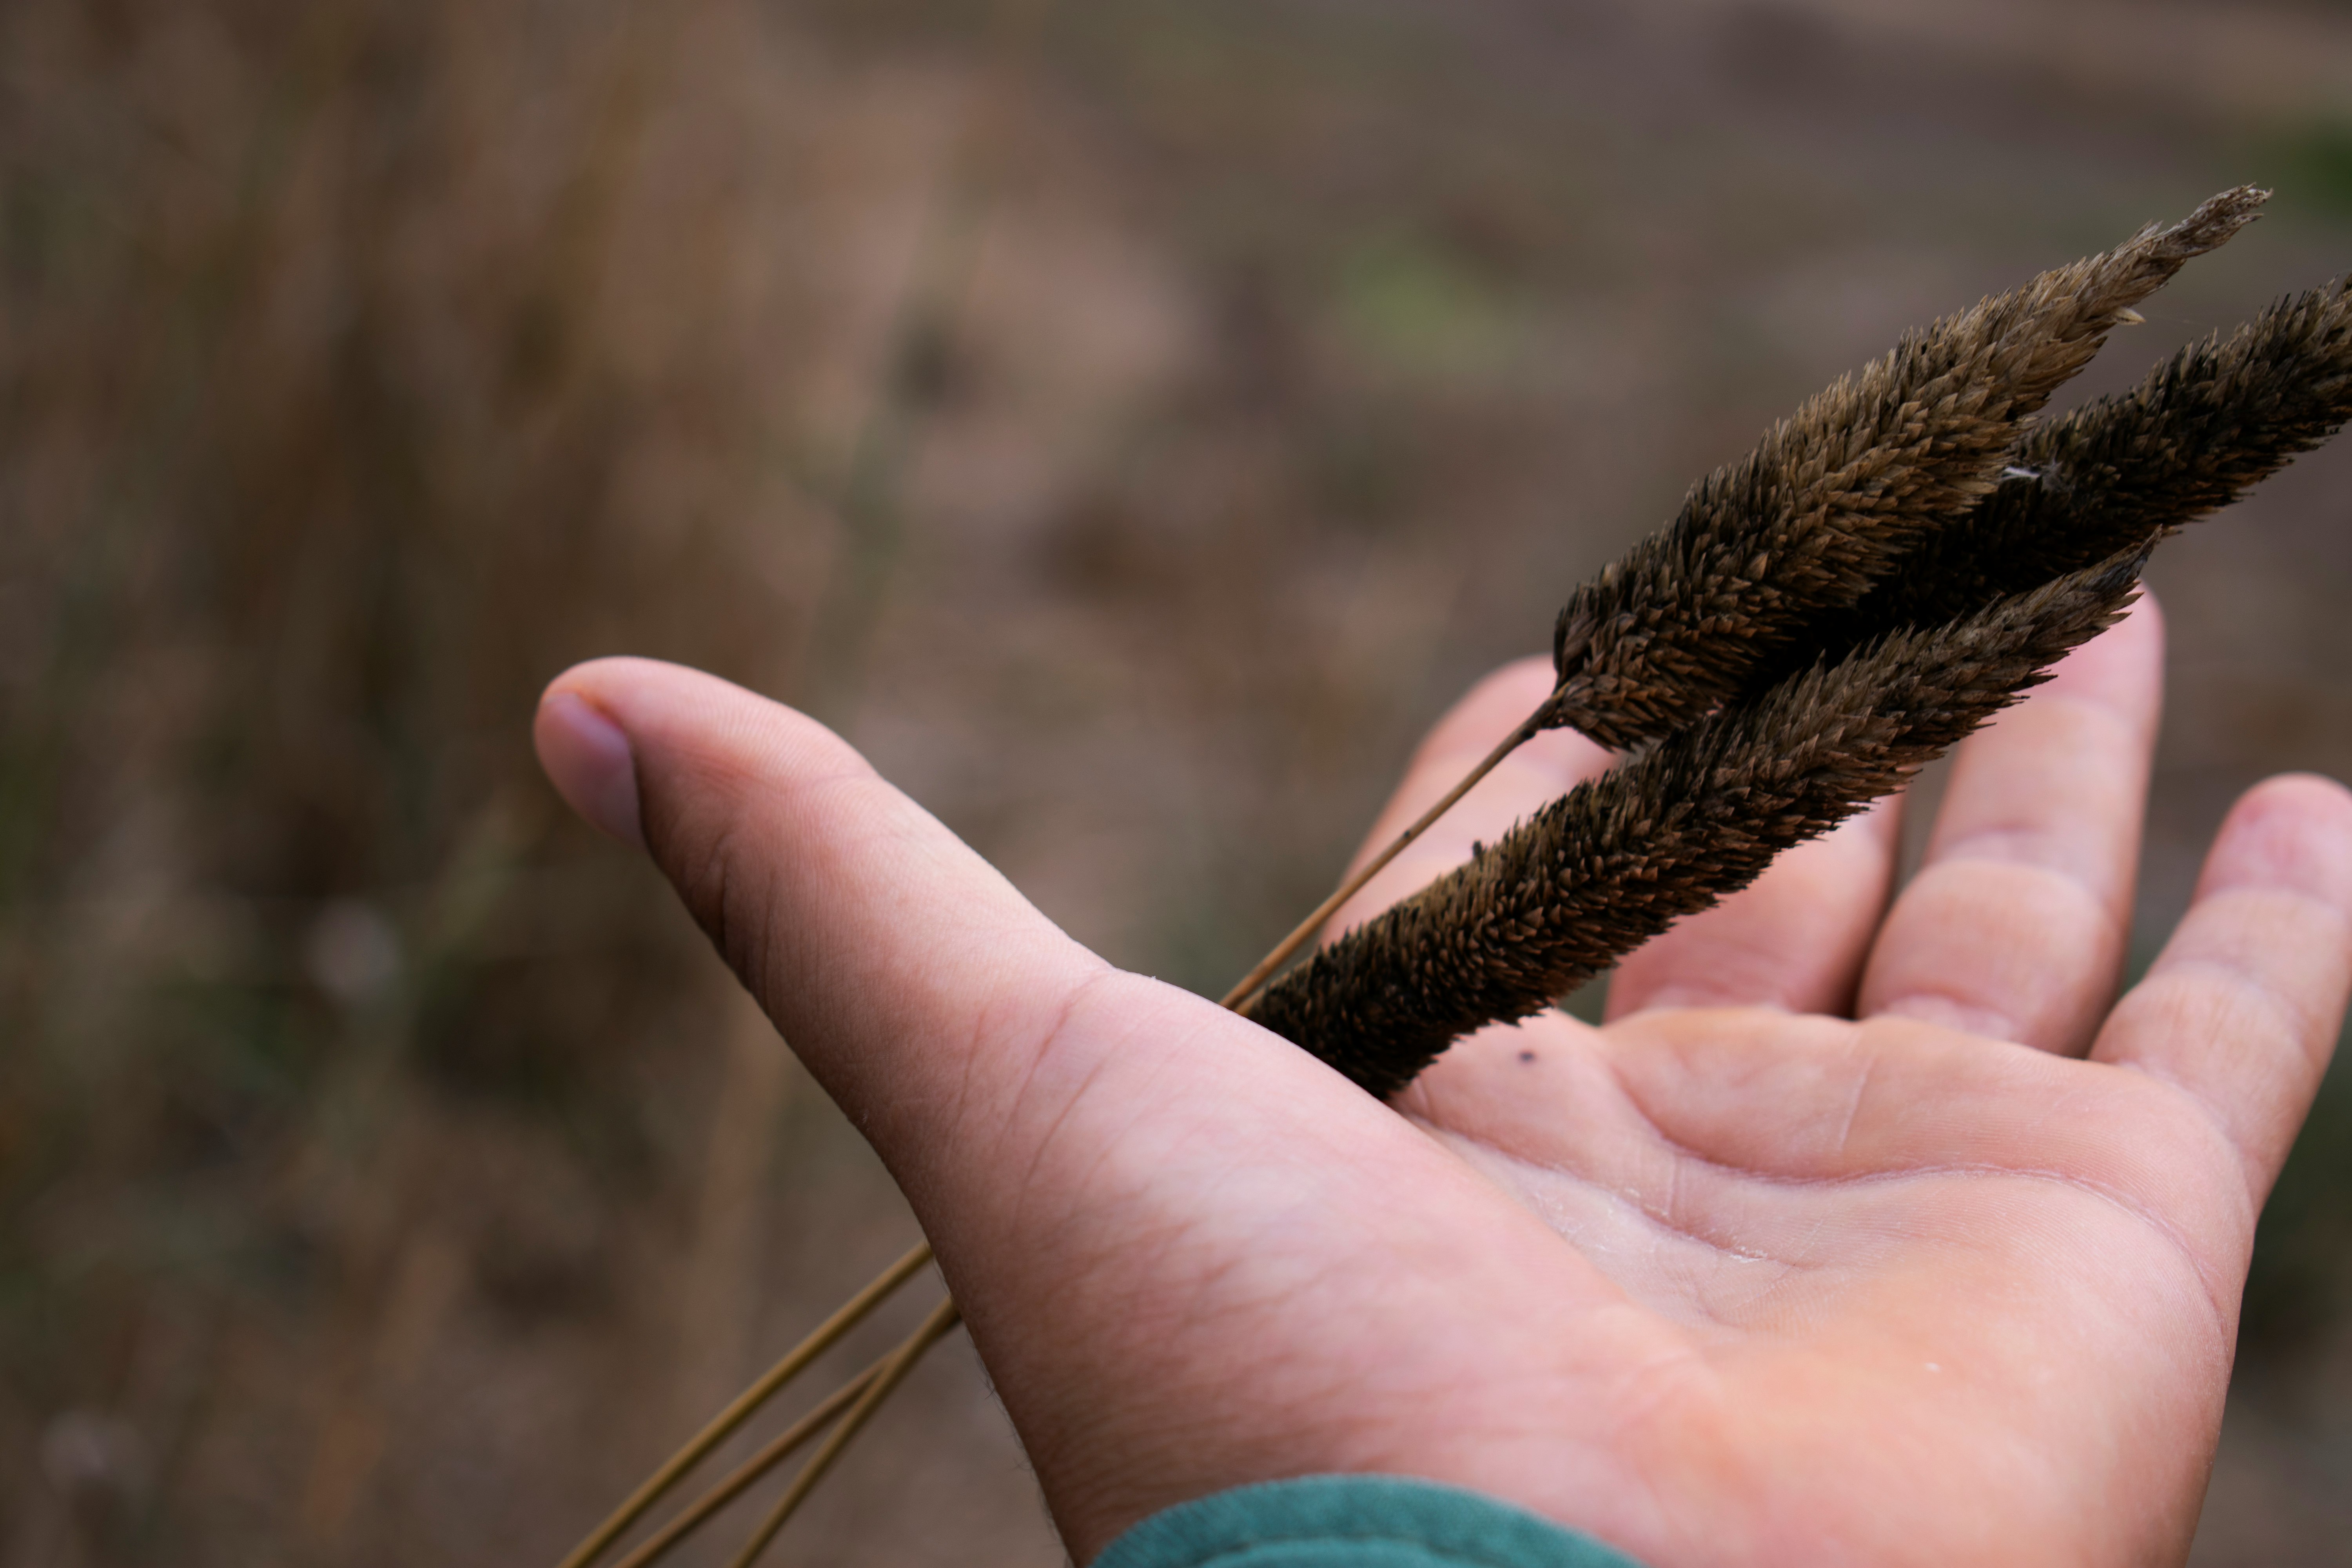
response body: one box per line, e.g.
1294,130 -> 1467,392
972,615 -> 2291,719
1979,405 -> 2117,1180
532,659 -> 1583,1553
534,657 -> 1125,1162
530,659 -> 1386,1250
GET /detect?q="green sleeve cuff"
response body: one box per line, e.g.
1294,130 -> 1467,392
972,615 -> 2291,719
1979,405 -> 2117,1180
1092,1474 -> 1651,1568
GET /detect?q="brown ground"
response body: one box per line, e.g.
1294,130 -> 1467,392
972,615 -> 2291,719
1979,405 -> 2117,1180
7,0 -> 2352,1563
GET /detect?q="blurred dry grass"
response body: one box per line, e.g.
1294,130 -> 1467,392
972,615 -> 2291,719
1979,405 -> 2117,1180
7,0 -> 2352,1563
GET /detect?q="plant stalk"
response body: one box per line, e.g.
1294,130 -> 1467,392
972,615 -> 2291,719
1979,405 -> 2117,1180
724,1296 -> 965,1568
1220,701 -> 1552,1013
554,1241 -> 933,1568
606,1358 -> 887,1568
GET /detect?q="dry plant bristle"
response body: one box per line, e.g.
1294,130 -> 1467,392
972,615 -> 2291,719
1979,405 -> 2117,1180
1254,545 -> 2151,1094
1544,185 -> 2263,749
1833,274 -> 2352,639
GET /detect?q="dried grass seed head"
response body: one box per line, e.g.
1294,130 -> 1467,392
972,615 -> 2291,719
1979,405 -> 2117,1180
1545,185 -> 2264,750
1844,272 -> 2352,637
1259,544 -> 2152,1096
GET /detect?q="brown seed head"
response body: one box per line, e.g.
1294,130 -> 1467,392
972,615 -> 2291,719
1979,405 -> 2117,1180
1836,272 -> 2352,639
1259,545 -> 2152,1096
1546,186 -> 2264,749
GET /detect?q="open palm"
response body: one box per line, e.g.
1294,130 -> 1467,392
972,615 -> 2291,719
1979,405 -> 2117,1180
536,598 -> 2352,1567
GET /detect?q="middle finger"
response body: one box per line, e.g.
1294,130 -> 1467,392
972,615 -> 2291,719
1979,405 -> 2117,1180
1856,595 -> 2166,1054
1604,798 -> 1903,1020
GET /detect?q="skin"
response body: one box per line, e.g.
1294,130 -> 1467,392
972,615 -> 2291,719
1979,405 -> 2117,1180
534,596 -> 2352,1567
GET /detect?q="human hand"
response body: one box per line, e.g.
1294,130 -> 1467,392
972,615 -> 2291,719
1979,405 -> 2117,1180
534,596 -> 2352,1567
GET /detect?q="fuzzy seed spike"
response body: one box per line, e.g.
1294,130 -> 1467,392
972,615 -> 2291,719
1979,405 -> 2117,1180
1828,273 -> 2352,637
1258,544 -> 2153,1096
1546,186 -> 2264,750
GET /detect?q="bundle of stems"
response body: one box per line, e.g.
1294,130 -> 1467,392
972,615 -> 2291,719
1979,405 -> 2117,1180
554,185 -> 2352,1568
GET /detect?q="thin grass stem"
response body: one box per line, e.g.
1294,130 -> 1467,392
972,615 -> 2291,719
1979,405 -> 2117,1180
554,1241 -> 933,1568
723,1296 -> 965,1568
1220,702 -> 1552,1013
604,1357 -> 888,1568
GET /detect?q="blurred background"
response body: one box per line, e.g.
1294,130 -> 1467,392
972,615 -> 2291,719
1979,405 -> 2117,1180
7,0 -> 2352,1562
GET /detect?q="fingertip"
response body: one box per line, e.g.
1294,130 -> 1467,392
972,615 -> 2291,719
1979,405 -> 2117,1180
534,682 -> 648,850
2198,772 -> 2352,909
2034,587 -> 2164,713
1413,655 -> 1558,765
2112,586 -> 2164,671
2236,768 -> 2352,817
2113,581 -> 2163,639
